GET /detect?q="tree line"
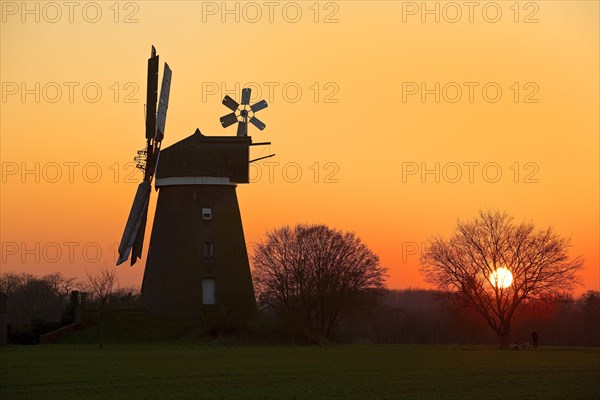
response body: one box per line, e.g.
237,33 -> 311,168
1,210 -> 596,347
251,211 -> 588,347
1,270 -> 597,347
0,270 -> 138,344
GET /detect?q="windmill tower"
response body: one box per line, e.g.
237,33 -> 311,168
117,47 -> 272,322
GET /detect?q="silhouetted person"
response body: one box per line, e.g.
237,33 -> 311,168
531,330 -> 539,349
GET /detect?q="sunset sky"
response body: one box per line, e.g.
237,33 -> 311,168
1,1 -> 598,294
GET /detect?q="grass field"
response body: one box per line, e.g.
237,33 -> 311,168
1,344 -> 598,399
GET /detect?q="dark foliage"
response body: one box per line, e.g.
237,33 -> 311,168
252,224 -> 387,342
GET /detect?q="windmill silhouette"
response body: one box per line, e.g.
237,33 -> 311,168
117,47 -> 273,321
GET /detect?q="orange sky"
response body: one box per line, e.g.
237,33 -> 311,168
1,1 -> 598,294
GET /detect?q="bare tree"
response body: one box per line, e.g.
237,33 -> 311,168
43,272 -> 79,298
252,224 -> 387,341
85,266 -> 118,348
0,272 -> 79,325
420,209 -> 584,348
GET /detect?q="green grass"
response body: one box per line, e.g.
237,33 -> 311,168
1,344 -> 598,399
59,309 -> 201,344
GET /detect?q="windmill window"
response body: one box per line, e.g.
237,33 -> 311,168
203,242 -> 214,258
202,208 -> 212,220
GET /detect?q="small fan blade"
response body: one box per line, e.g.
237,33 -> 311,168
250,100 -> 268,113
222,95 -> 239,111
249,116 -> 266,130
237,121 -> 248,137
241,88 -> 251,105
220,112 -> 238,128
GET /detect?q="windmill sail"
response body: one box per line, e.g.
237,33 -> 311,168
222,95 -> 239,111
241,88 -> 251,105
250,100 -> 268,113
155,63 -> 172,143
220,113 -> 238,128
117,181 -> 152,265
117,46 -> 173,266
145,48 -> 159,140
249,116 -> 266,130
237,121 -> 248,137
130,201 -> 149,265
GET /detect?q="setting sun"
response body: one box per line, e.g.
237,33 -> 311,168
490,268 -> 514,289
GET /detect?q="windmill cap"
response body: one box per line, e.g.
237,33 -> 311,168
155,130 -> 251,183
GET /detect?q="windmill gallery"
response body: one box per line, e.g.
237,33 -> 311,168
117,47 -> 273,321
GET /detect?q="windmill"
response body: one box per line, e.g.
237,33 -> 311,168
117,47 -> 273,321
117,46 -> 171,266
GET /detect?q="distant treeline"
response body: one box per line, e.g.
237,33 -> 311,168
336,289 -> 600,347
1,272 -> 598,347
0,272 -> 139,343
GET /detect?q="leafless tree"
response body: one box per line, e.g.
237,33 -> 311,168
252,224 -> 387,341
43,272 -> 78,298
85,266 -> 118,348
420,209 -> 584,348
0,272 -> 80,324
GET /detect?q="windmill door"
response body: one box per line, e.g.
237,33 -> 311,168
202,278 -> 216,305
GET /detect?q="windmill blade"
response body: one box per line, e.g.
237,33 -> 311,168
237,121 -> 248,137
145,48 -> 159,140
241,88 -> 251,105
250,100 -> 268,113
130,202 -> 149,265
249,116 -> 266,131
220,112 -> 238,128
117,181 -> 152,265
155,63 -> 172,143
222,95 -> 239,111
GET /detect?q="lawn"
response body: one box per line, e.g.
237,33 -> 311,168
1,344 -> 598,399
